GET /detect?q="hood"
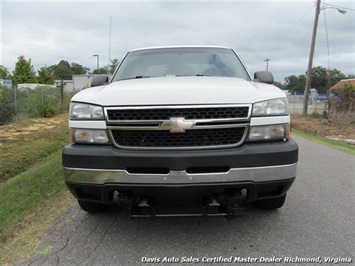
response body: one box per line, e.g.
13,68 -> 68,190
71,76 -> 286,106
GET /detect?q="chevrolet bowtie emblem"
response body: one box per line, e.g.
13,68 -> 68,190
161,117 -> 195,133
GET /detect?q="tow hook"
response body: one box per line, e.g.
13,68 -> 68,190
129,195 -> 246,220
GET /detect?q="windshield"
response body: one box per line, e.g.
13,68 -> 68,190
111,47 -> 251,82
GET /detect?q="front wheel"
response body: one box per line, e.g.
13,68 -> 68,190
255,194 -> 286,210
78,200 -> 109,213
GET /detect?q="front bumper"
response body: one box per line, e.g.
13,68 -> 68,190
63,139 -> 298,203
64,164 -> 297,185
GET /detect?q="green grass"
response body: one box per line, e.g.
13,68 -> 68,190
0,190 -> 75,266
0,113 -> 70,244
0,114 -> 68,182
0,151 -> 66,236
292,129 -> 355,155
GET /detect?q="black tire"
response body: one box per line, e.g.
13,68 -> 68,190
255,194 -> 286,210
78,200 -> 109,213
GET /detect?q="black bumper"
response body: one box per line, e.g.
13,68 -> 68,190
62,139 -> 298,170
62,139 -> 298,203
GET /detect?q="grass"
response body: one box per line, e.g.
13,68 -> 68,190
292,129 -> 355,155
0,113 -> 68,182
0,113 -> 74,265
0,151 -> 66,236
0,190 -> 75,266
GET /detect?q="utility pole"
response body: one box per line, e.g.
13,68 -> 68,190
264,59 -> 271,71
93,54 -> 99,70
303,0 -> 321,115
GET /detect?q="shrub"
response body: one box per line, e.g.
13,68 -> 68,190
17,86 -> 60,118
329,84 -> 355,125
0,87 -> 16,125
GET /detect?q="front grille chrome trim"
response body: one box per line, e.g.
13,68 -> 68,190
64,163 -> 297,184
108,122 -> 249,131
104,104 -> 252,123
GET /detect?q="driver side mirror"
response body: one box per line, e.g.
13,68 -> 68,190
91,75 -> 109,87
253,71 -> 274,84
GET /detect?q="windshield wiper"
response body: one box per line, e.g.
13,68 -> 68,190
119,76 -> 150,81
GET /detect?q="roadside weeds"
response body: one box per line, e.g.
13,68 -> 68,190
0,190 -> 75,266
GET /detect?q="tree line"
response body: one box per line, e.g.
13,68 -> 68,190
275,66 -> 354,94
0,56 -> 119,86
0,56 -> 353,94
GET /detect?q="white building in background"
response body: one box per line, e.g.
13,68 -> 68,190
17,83 -> 56,90
54,80 -> 74,92
15,74 -> 97,93
55,74 -> 96,93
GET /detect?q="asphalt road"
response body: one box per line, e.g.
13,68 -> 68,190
22,135 -> 354,266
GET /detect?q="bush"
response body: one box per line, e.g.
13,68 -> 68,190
0,87 -> 16,125
17,86 -> 61,118
329,84 -> 355,125
1,85 -> 74,122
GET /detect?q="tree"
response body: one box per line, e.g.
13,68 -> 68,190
37,66 -> 55,85
91,58 -> 120,75
284,74 -> 306,93
0,65 -> 11,79
49,60 -> 90,80
71,62 -> 89,75
107,58 -> 120,74
285,66 -> 348,94
92,67 -> 109,74
11,56 -> 37,85
49,60 -> 72,80
309,66 -> 346,94
274,81 -> 285,90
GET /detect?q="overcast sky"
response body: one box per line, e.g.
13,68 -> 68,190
1,0 -> 354,82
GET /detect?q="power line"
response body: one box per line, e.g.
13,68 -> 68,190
243,2 -> 288,45
255,5 -> 315,57
325,3 -> 355,11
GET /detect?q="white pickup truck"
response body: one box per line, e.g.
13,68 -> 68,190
62,46 -> 298,218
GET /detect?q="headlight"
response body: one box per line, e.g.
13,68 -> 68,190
70,129 -> 110,144
70,103 -> 104,120
247,124 -> 290,142
253,98 -> 288,116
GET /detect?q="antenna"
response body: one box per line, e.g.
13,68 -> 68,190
108,16 -> 112,64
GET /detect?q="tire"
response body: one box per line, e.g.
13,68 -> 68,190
255,194 -> 286,210
78,200 -> 109,213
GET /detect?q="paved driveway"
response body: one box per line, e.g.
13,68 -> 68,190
21,135 -> 354,266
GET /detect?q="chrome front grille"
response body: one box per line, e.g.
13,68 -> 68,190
105,105 -> 251,150
106,106 -> 250,121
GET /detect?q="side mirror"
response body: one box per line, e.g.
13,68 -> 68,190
91,75 -> 109,87
253,71 -> 274,84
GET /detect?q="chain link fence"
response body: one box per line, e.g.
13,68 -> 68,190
0,85 -> 75,125
288,93 -> 327,115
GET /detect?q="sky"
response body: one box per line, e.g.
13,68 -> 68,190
0,0 -> 354,82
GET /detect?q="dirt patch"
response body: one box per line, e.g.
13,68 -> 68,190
0,114 -> 68,140
0,114 -> 69,182
291,115 -> 355,144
